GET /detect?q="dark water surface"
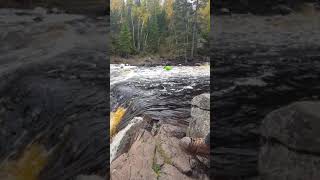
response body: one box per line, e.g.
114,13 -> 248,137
212,52 -> 320,178
0,9 -> 108,180
110,65 -> 210,131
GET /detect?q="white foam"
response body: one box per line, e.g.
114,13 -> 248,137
110,64 -> 210,85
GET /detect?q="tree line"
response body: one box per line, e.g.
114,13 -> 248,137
111,0 -> 210,60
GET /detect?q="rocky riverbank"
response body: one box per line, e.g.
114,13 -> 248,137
110,56 -> 210,66
110,94 -> 210,180
211,11 -> 320,179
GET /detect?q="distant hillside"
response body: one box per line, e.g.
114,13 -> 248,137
0,0 -> 108,15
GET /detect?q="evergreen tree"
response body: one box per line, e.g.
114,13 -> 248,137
157,10 -> 167,38
147,15 -> 160,52
118,22 -> 133,57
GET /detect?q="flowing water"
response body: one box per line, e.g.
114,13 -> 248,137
0,9 -> 108,179
110,64 -> 210,162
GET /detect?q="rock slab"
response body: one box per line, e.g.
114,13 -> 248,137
111,124 -> 209,180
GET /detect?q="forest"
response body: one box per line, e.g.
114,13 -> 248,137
110,0 -> 210,59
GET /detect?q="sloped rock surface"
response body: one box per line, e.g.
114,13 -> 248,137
111,129 -> 157,180
260,101 -> 320,180
111,124 -> 209,180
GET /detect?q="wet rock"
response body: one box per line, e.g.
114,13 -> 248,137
259,101 -> 320,180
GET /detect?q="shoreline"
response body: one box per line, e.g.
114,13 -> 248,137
110,56 -> 210,66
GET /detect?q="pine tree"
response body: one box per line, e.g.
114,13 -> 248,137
147,15 -> 160,53
118,22 -> 133,57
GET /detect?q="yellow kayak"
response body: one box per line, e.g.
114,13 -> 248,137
110,107 -> 126,138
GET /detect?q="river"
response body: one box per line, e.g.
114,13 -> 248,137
110,64 -> 210,162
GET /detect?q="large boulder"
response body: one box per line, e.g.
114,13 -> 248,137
261,101 -> 320,153
191,93 -> 210,111
259,101 -> 320,180
188,93 -> 210,138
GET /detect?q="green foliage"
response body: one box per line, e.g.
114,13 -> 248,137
118,22 -> 133,57
152,163 -> 161,177
147,16 -> 160,52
